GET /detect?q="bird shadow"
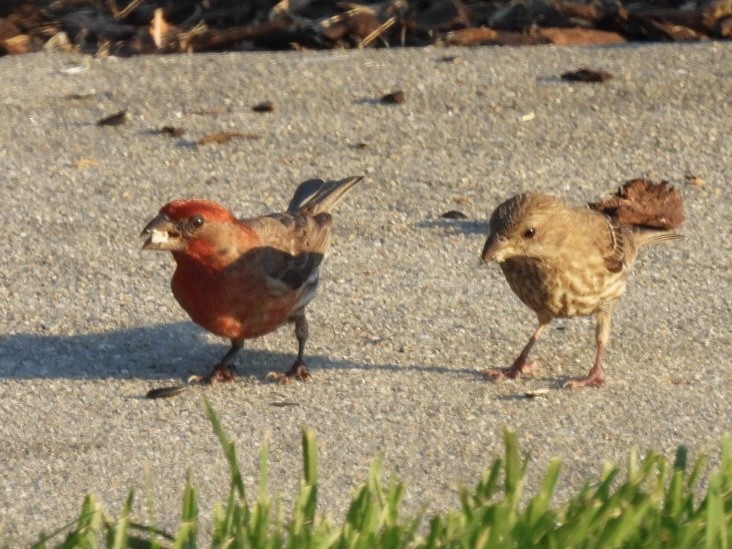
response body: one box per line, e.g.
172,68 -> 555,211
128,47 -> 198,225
416,218 -> 487,236
0,322 -> 481,382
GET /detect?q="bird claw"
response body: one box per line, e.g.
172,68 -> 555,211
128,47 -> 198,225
187,363 -> 237,385
563,375 -> 605,389
483,359 -> 539,382
266,361 -> 311,384
482,368 -> 510,382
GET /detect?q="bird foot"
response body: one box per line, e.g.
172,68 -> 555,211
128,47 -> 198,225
188,363 -> 237,385
266,360 -> 311,384
483,359 -> 539,382
563,373 -> 605,389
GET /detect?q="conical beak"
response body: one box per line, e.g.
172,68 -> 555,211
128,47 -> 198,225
140,213 -> 183,251
481,233 -> 508,263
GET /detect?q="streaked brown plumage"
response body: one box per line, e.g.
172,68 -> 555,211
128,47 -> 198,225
481,192 -> 681,388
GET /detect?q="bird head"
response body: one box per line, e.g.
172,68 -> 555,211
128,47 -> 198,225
141,199 -> 240,262
481,193 -> 559,263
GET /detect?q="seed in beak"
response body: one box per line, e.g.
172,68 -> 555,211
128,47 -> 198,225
150,229 -> 170,244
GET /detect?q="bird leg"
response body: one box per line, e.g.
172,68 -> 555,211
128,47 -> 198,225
564,307 -> 611,389
189,339 -> 243,384
484,320 -> 549,381
267,315 -> 312,383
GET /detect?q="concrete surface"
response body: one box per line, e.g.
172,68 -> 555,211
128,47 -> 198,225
0,42 -> 730,544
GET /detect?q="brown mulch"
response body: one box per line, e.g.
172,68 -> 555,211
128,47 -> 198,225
1,0 -> 731,57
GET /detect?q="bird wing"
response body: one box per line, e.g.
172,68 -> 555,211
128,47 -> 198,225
576,208 -> 628,274
590,210 -> 681,274
287,176 -> 362,215
243,212 -> 333,293
603,219 -> 628,273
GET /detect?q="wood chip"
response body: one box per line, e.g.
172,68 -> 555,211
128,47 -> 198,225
684,174 -> 704,187
96,110 -> 127,126
560,68 -> 613,83
159,126 -> 186,137
538,28 -> 625,46
269,401 -> 299,407
1,34 -> 32,55
380,90 -> 405,104
441,210 -> 468,219
146,385 -> 188,399
252,100 -> 275,113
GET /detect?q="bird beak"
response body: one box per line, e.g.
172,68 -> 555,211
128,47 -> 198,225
481,233 -> 508,263
140,213 -> 184,251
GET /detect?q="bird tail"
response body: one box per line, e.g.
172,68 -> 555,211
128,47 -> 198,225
633,230 -> 683,249
589,179 -> 684,230
287,176 -> 363,215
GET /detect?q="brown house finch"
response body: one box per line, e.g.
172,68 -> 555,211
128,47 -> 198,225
481,191 -> 682,388
141,176 -> 362,389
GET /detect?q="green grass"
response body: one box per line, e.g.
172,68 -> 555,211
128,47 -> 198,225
25,399 -> 732,548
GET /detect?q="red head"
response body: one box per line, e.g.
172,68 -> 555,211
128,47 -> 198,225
141,199 -> 247,268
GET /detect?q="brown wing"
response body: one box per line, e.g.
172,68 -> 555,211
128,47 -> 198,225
244,211 -> 333,292
576,207 -> 629,274
603,219 -> 628,273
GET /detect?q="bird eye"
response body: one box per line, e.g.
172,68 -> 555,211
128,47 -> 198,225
190,215 -> 204,229
523,227 -> 536,238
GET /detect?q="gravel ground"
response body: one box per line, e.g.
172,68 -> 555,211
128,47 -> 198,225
1,43 -> 730,544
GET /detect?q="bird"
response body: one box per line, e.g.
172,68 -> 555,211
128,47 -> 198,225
141,176 -> 362,388
480,191 -> 682,388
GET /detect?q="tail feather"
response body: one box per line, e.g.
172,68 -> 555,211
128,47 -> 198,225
633,230 -> 683,248
590,179 -> 684,230
287,176 -> 363,215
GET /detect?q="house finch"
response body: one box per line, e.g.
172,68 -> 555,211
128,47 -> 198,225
480,192 -> 682,388
141,176 -> 362,390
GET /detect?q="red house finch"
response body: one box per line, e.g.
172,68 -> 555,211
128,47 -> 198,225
141,176 -> 362,388
481,192 -> 682,388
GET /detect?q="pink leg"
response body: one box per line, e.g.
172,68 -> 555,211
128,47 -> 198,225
484,319 -> 549,382
564,307 -> 611,389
